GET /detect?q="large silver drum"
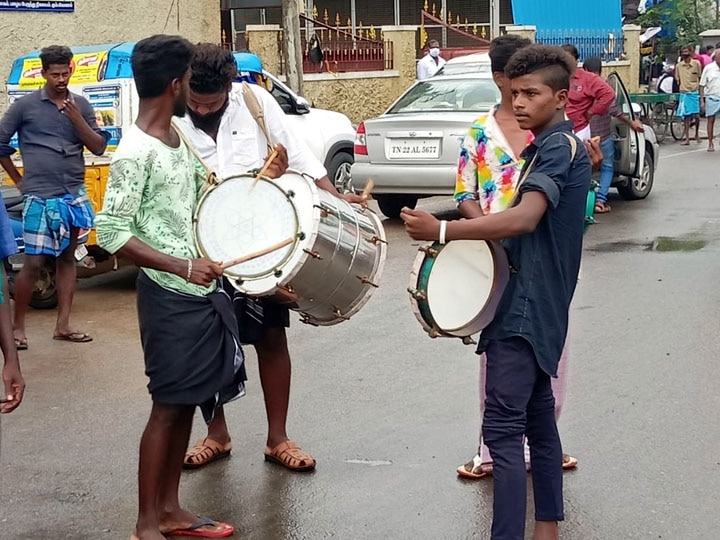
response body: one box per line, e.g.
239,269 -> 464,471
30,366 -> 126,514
194,171 -> 387,326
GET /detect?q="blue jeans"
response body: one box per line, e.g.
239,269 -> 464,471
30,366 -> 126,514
482,337 -> 564,540
597,136 -> 615,204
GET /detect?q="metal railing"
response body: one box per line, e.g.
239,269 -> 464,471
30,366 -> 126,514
536,29 -> 625,61
276,14 -> 393,75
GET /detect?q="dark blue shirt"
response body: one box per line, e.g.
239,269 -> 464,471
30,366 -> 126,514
477,120 -> 591,376
0,88 -> 109,198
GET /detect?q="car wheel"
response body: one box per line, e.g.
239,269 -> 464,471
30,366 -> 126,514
617,149 -> 654,200
6,259 -> 58,310
376,194 -> 419,219
326,152 -> 354,193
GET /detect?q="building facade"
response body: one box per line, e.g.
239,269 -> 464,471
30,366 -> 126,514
0,0 -> 220,113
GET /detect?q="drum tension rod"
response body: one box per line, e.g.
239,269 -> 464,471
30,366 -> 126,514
297,232 -> 306,241
419,246 -> 439,257
367,235 -> 388,245
356,275 -> 379,288
286,190 -> 296,199
407,287 -> 426,300
333,307 -> 350,321
303,249 -> 323,260
300,316 -> 319,327
314,204 -> 334,218
273,268 -> 283,278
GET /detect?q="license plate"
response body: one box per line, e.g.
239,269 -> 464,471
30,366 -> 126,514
74,244 -> 88,261
385,139 -> 440,159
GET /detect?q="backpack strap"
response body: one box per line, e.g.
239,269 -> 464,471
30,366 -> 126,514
171,118 -> 220,186
510,131 -> 578,205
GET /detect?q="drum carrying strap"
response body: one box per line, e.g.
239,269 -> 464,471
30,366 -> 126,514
509,132 -> 578,206
170,118 -> 220,186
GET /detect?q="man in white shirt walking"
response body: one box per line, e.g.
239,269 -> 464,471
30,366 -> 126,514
417,39 -> 446,80
700,50 -> 720,151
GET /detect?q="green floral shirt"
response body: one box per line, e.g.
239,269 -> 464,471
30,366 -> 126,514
96,125 -> 212,296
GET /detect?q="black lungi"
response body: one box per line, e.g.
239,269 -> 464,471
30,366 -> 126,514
222,277 -> 290,345
137,271 -> 246,421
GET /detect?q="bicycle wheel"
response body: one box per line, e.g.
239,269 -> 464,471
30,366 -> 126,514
650,103 -> 667,142
670,104 -> 686,141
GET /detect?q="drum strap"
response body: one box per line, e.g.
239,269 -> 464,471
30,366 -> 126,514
170,118 -> 220,186
510,133 -> 577,206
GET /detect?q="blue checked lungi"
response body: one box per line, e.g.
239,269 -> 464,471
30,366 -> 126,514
22,188 -> 95,257
0,196 -> 18,260
706,95 -> 720,117
677,90 -> 700,117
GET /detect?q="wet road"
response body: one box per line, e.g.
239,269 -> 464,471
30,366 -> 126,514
2,140 -> 720,539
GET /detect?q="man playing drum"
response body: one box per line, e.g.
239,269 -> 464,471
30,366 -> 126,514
454,35 -> 584,481
403,44 -> 592,539
96,35 -> 245,540
176,44 -> 364,472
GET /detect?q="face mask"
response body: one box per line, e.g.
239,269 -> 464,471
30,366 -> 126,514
429,48 -> 440,58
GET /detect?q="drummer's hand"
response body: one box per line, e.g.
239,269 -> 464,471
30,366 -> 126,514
340,192 -> 368,207
272,287 -> 299,308
263,144 -> 289,179
400,207 -> 440,241
186,258 -> 223,287
584,138 -> 603,172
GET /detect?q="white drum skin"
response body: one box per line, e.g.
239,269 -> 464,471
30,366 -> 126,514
195,171 -> 387,326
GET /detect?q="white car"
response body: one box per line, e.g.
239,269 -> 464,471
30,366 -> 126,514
259,72 -> 356,191
436,51 -> 492,76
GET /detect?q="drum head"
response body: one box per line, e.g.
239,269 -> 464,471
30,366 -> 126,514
195,177 -> 298,279
426,240 -> 496,333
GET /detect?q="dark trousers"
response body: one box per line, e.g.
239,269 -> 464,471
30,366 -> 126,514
482,336 -> 564,540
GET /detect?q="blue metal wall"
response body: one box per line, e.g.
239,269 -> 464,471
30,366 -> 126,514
511,0 -> 622,32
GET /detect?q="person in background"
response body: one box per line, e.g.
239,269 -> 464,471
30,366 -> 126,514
560,44 -> 615,141
700,50 -> 720,151
0,45 -> 109,350
657,64 -> 679,94
583,57 -> 644,214
697,46 -> 713,68
417,39 -> 446,80
676,44 -> 702,146
0,198 -> 24,415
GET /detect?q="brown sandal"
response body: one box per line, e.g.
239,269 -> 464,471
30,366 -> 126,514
183,438 -> 232,469
264,440 -> 316,471
457,454 -> 491,479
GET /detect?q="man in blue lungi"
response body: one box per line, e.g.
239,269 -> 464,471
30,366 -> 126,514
676,45 -> 702,146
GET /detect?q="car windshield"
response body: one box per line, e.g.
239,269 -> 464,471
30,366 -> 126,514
387,79 -> 499,114
438,61 -> 492,76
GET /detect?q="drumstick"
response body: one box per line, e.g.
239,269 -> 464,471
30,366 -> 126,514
251,148 -> 280,189
361,178 -> 374,200
221,237 -> 293,270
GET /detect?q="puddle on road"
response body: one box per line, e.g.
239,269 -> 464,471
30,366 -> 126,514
650,236 -> 707,252
589,235 -> 709,253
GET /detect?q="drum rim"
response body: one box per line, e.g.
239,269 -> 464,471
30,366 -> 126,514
193,172 -> 318,293
409,239 -> 509,338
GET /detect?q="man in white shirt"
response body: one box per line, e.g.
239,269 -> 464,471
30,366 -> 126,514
700,50 -> 720,151
417,39 -> 446,80
176,44 -> 364,472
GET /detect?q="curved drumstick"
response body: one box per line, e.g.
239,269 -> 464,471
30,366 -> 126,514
241,81 -> 274,151
361,178 -> 374,200
221,237 -> 294,270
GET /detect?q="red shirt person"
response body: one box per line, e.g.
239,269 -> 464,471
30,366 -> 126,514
561,44 -> 616,140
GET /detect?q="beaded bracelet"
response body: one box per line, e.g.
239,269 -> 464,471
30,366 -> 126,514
186,259 -> 193,282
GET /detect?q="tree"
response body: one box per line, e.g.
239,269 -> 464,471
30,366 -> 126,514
282,0 -> 303,95
638,0 -> 715,52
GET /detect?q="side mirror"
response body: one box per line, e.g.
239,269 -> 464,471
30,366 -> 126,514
631,103 -> 642,116
295,96 -> 311,114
